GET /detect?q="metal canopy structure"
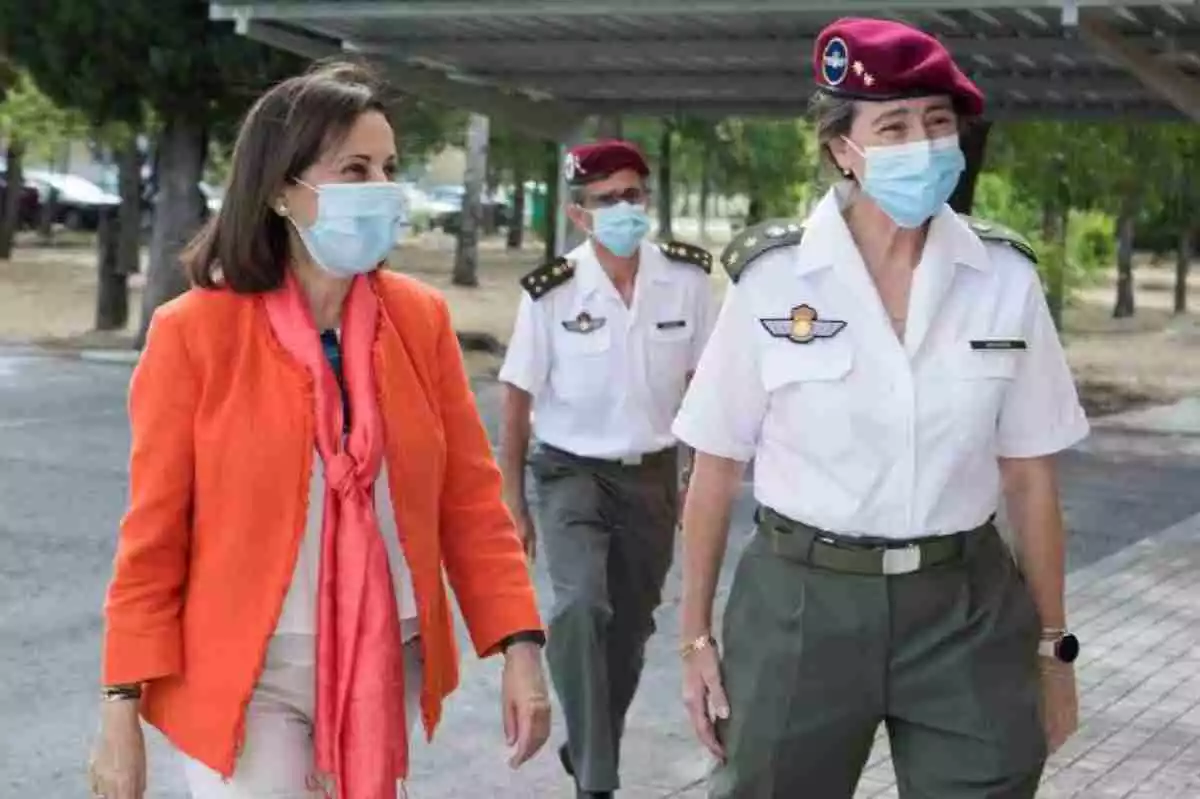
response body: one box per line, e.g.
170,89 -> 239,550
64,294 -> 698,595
211,0 -> 1200,140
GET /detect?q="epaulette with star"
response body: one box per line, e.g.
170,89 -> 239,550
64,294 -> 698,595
519,257 -> 575,300
719,219 -> 805,284
960,214 -> 1038,264
657,240 -> 713,273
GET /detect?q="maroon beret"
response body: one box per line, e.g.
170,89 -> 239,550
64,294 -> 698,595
813,17 -> 984,116
563,140 -> 650,186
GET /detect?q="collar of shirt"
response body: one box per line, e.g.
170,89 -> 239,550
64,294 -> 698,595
796,183 -> 991,276
570,239 -> 672,309
794,184 -> 994,357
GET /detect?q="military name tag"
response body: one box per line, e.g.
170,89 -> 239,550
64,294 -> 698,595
760,304 -> 846,344
970,339 -> 1026,351
563,310 -> 606,334
656,320 -> 687,330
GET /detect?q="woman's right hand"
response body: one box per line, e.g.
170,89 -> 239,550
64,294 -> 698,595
681,639 -> 729,761
88,700 -> 146,799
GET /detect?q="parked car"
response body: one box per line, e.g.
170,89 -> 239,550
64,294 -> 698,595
23,170 -> 120,231
424,184 -> 512,234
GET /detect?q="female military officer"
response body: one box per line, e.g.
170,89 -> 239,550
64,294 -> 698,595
671,17 -> 1089,799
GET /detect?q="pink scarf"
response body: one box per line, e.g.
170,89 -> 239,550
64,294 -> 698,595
264,270 -> 408,798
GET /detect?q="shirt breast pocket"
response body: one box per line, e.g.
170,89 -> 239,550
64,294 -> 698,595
648,318 -> 694,374
760,343 -> 855,455
961,351 -> 1020,381
942,348 -> 1021,445
761,343 -> 854,391
551,324 -> 614,402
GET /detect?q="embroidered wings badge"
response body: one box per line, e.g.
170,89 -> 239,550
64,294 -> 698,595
759,304 -> 846,344
562,310 -> 607,334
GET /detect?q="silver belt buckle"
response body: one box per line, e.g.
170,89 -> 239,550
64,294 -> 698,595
882,545 -> 922,575
619,453 -> 643,466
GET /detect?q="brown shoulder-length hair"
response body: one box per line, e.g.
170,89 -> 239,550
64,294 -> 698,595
182,60 -> 389,293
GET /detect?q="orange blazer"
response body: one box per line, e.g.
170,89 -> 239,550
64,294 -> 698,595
102,271 -> 542,778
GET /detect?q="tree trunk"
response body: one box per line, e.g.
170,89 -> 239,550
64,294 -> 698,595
699,144 -> 712,242
117,138 -> 143,275
0,139 -> 24,259
1112,198 -> 1137,318
543,141 -> 559,262
596,115 -> 623,139
506,167 -> 526,250
453,113 -> 489,287
1041,199 -> 1068,331
1176,227 -> 1193,315
94,207 -> 128,331
482,162 -> 499,236
948,120 -> 992,215
37,187 -> 56,243
747,197 -> 764,227
136,116 -> 207,349
657,121 -> 673,240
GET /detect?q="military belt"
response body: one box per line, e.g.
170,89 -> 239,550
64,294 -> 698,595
755,506 -> 995,576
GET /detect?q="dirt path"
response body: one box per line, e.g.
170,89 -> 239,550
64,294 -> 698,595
1,234 -> 1196,415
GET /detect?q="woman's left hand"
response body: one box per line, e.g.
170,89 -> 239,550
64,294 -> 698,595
501,641 -> 552,768
1040,659 -> 1078,754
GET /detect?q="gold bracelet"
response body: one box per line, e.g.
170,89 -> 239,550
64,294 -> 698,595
101,683 -> 143,702
680,633 -> 717,659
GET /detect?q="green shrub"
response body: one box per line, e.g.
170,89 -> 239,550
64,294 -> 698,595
971,172 -> 1111,305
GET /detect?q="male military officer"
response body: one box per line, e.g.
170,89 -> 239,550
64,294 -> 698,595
497,140 -> 718,798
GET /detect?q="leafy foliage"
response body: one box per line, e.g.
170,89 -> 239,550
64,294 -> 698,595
0,0 -> 303,132
973,170 -> 1110,304
709,118 -> 814,221
0,69 -> 88,160
391,97 -> 466,172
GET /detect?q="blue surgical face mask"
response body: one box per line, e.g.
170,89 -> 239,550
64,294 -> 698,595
844,135 -> 966,229
589,201 -> 651,258
290,180 -> 407,277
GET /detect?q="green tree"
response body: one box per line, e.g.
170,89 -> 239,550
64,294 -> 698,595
711,118 -> 814,226
0,0 -> 303,345
988,121 -> 1105,328
391,96 -> 465,171
0,68 -> 87,258
489,121 -> 544,249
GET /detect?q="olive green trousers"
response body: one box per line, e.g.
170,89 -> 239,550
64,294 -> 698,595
710,510 -> 1047,799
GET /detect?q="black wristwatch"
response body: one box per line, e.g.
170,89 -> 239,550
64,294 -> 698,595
499,629 -> 546,653
1038,631 -> 1080,664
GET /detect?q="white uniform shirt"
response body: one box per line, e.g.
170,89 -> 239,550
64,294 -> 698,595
275,455 -> 420,643
672,185 -> 1090,540
499,239 -> 718,459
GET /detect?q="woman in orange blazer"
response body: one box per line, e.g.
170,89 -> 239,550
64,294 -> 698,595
87,61 -> 550,799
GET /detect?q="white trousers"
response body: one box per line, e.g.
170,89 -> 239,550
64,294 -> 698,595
182,635 -> 423,798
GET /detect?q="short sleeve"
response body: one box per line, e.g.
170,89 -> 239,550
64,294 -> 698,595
672,284 -> 768,461
996,280 -> 1090,458
689,278 -> 720,372
497,292 -> 550,397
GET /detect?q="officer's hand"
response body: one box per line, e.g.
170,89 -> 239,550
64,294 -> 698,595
682,641 -> 728,761
514,507 -> 537,562
1040,659 -> 1078,754
500,642 -> 552,768
507,500 -> 537,562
